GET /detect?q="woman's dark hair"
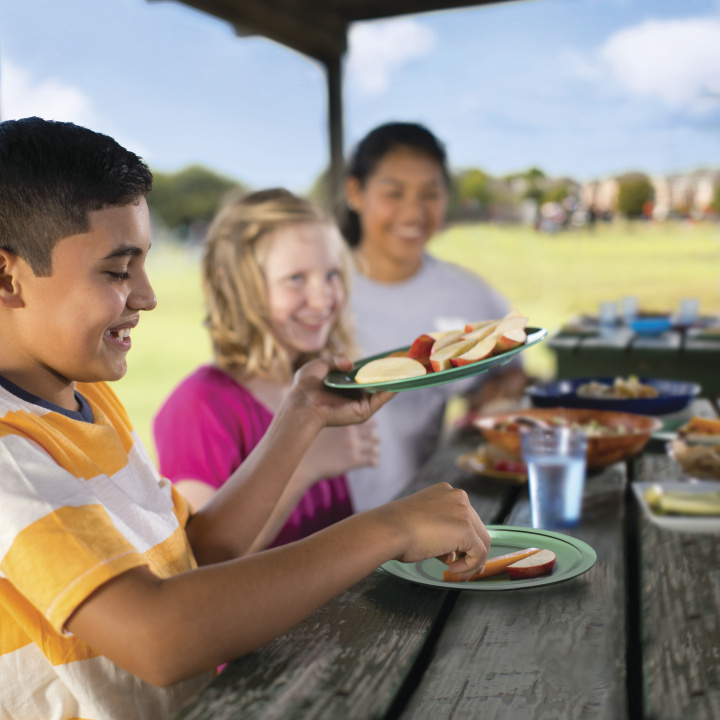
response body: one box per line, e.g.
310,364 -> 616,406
0,117 -> 152,276
339,122 -> 450,247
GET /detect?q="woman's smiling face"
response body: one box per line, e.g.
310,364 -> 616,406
262,222 -> 345,362
346,146 -> 448,280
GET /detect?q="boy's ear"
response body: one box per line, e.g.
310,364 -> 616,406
0,249 -> 25,308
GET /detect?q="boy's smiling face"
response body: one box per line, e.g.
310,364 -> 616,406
1,199 -> 156,411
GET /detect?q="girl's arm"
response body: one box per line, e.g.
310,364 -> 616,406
184,357 -> 391,564
65,482 -> 491,687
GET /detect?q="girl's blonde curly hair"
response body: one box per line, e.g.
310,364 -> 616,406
202,188 -> 356,382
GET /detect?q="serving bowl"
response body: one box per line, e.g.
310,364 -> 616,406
631,316 -> 672,336
526,377 -> 700,415
474,408 -> 662,469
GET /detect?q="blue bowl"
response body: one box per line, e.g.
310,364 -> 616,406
527,377 -> 701,415
631,317 -> 672,336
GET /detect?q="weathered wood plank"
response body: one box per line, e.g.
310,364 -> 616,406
635,510 -> 720,719
399,464 -> 629,720
174,435 -> 513,720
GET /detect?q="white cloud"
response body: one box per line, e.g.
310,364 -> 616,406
599,16 -> 720,110
1,61 -> 99,125
347,18 -> 436,96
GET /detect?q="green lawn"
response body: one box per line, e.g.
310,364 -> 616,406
114,220 -> 720,460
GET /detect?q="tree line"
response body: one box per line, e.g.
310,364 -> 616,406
147,164 -> 720,237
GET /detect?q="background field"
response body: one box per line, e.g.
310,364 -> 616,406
115,220 -> 720,460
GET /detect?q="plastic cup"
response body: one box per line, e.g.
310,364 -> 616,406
621,296 -> 639,324
521,427 -> 588,530
598,301 -> 617,327
678,298 -> 699,326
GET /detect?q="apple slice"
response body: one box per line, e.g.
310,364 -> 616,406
355,357 -> 426,384
407,333 -> 435,371
430,330 -> 464,354
493,327 -> 527,354
443,547 -> 541,582
450,334 -> 497,367
429,337 -> 478,372
464,318 -> 498,334
462,321 -> 500,343
506,549 -> 556,579
408,333 -> 435,359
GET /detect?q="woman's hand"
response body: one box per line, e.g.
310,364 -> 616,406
287,356 -> 394,429
295,420 -> 379,484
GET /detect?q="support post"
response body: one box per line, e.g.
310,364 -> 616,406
325,53 -> 344,208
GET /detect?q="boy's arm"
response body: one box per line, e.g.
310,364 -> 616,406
65,483 -> 491,687
184,357 -> 392,565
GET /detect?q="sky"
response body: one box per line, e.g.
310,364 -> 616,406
2,0 -> 720,191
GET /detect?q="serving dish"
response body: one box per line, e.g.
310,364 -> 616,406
325,327 -> 547,393
474,407 -> 662,469
526,377 -> 700,415
631,316 -> 672,336
632,481 -> 720,534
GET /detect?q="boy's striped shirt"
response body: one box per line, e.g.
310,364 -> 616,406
0,378 -> 210,720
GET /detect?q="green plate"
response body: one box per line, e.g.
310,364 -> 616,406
325,327 -> 547,393
378,525 -> 597,591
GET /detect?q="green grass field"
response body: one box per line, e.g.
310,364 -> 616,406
114,220 -> 720,460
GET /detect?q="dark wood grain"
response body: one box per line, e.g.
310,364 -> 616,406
634,453 -> 720,719
636,511 -> 720,719
398,464 -> 629,720
173,436 -> 512,720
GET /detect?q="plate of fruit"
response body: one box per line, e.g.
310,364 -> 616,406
455,443 -> 528,484
325,311 -> 547,393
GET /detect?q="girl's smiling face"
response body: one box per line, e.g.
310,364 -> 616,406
262,222 -> 345,362
345,145 -> 448,282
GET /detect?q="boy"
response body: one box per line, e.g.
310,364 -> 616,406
0,117 -> 491,720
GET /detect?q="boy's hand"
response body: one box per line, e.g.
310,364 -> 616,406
376,483 -> 492,580
288,356 -> 394,429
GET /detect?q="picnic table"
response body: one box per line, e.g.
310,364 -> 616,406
174,399 -> 720,720
547,317 -> 720,396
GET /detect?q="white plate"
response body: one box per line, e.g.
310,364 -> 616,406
632,481 -> 720,534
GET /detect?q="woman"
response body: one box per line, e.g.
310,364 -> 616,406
339,122 -> 527,511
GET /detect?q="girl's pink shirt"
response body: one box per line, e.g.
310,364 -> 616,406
152,365 -> 353,547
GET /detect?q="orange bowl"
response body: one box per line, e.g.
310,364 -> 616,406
473,407 -> 662,469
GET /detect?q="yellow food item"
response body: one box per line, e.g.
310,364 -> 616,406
355,357 -> 427,384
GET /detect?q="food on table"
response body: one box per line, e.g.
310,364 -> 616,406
677,416 -> 720,443
354,310 -> 529,384
355,356 -> 426,384
576,376 -> 659,399
669,438 -> 720,480
443,547 -> 541,582
506,549 -> 557,579
457,444 -> 527,477
492,414 -> 628,438
643,484 -> 720,516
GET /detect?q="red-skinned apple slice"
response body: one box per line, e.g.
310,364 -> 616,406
506,549 -> 556,579
450,334 -> 497,367
429,337 -> 478,372
493,327 -> 527,354
408,333 -> 435,359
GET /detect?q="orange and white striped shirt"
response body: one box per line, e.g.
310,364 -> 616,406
0,378 -> 211,720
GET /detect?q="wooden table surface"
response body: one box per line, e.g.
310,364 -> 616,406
174,400 -> 720,720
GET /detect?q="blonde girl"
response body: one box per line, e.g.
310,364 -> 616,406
154,188 -> 378,550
